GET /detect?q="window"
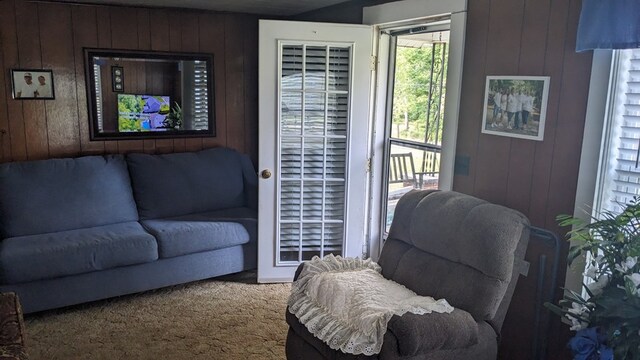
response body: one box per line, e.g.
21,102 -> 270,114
384,27 -> 450,232
93,63 -> 103,131
593,48 -> 640,216
570,49 -> 640,295
191,60 -> 210,130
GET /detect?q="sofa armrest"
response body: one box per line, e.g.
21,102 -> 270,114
240,155 -> 258,211
0,292 -> 28,359
386,308 -> 479,356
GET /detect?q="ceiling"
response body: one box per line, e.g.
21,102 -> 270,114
52,0 -> 352,16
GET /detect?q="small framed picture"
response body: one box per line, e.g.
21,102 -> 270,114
481,75 -> 550,141
111,66 -> 124,92
11,69 -> 55,100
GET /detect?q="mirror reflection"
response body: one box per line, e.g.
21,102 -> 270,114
85,49 -> 215,140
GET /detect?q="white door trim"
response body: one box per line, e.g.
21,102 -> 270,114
565,50 -> 613,294
363,0 -> 467,26
363,0 -> 468,259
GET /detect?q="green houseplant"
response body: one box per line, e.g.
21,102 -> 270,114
547,196 -> 640,359
163,102 -> 183,130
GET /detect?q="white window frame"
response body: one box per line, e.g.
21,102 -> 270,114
569,50 -> 614,293
363,0 -> 467,260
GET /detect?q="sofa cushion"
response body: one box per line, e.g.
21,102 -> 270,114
192,207 -> 258,243
0,155 -> 139,238
0,222 -> 158,284
126,148 -> 253,219
141,207 -> 256,258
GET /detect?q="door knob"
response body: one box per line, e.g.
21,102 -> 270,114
261,169 -> 272,179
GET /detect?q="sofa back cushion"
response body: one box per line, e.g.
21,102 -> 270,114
0,155 -> 139,238
126,148 -> 248,219
380,190 -> 529,324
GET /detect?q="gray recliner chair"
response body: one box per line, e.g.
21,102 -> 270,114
285,190 -> 530,359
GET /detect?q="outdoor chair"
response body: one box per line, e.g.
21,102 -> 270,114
388,153 -> 417,188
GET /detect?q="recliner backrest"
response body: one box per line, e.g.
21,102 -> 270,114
379,190 -> 529,331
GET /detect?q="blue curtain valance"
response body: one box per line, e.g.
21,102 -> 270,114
576,0 -> 640,52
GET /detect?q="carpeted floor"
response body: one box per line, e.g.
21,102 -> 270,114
24,272 -> 291,360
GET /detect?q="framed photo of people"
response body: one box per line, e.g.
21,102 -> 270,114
10,69 -> 55,100
481,75 -> 550,141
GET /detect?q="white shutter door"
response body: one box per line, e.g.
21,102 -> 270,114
599,49 -> 640,214
258,20 -> 372,282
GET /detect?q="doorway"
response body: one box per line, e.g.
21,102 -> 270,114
363,0 -> 466,259
257,20 -> 373,282
383,27 -> 451,232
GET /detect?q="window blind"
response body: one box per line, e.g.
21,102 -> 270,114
278,44 -> 351,263
599,49 -> 640,214
94,64 -> 103,131
191,60 -> 209,130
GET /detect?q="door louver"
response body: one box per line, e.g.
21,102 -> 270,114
278,44 -> 352,263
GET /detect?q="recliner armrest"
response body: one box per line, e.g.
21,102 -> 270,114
240,155 -> 258,211
386,308 -> 479,356
292,263 -> 305,282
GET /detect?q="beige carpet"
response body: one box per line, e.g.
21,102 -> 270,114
24,272 -> 291,360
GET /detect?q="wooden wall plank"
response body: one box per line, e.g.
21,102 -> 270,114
148,8 -> 174,154
169,12 -> 185,153
95,5 -> 118,154
451,0 -> 490,194
182,11 -> 203,152
39,3 -> 80,158
498,0 -> 554,358
472,0 -> 525,205
243,15 -> 259,166
528,0 -> 571,228
503,0 -> 552,217
0,0 -> 27,161
135,8 -> 156,155
199,12 -> 227,150
110,6 -> 143,154
0,0 -> 15,162
0,32 -> 8,162
181,12 -> 199,52
15,0 -> 48,160
545,0 -> 592,236
72,5 -> 104,155
137,8 -> 151,51
542,0 -> 593,356
225,16 -> 245,154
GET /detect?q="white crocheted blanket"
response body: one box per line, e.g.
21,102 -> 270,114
288,254 -> 454,355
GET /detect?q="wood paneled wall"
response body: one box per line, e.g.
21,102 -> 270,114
298,0 -> 592,358
457,0 -> 591,357
0,0 -> 258,164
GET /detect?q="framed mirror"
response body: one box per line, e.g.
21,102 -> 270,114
84,48 -> 215,140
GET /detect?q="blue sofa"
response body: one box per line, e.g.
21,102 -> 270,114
0,148 -> 258,313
